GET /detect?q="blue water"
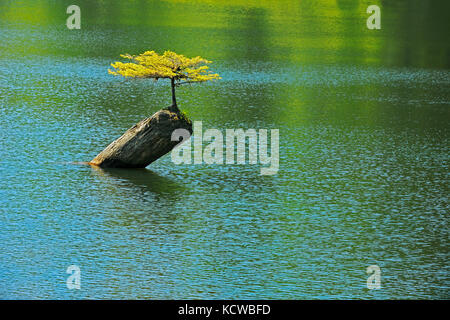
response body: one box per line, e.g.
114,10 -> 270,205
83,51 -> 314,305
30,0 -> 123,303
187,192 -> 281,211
0,0 -> 449,299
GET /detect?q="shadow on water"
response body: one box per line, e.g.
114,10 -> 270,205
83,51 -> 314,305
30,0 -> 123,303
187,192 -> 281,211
89,165 -> 187,199
88,166 -> 189,229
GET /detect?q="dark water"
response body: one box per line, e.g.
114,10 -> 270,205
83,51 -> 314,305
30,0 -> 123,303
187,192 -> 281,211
0,0 -> 449,299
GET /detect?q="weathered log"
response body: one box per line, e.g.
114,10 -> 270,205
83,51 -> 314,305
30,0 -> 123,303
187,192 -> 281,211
89,107 -> 192,168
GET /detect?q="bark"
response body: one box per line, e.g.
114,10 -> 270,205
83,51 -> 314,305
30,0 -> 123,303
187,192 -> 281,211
171,78 -> 177,107
167,78 -> 180,113
89,107 -> 192,168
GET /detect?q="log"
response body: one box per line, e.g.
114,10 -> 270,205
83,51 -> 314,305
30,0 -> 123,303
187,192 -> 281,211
89,107 -> 192,168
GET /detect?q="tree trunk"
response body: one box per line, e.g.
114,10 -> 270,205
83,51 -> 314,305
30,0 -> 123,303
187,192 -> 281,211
89,107 -> 192,168
171,78 -> 177,106
168,78 -> 179,113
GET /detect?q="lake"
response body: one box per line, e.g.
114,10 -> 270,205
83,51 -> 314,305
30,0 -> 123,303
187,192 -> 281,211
0,0 -> 448,299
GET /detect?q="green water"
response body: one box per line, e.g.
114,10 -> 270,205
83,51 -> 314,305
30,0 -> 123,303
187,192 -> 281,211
0,0 -> 448,299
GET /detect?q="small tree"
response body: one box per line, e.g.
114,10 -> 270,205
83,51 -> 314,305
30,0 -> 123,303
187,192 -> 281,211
108,50 -> 221,112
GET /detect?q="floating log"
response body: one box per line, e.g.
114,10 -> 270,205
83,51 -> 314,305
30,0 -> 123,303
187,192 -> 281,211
89,107 -> 192,168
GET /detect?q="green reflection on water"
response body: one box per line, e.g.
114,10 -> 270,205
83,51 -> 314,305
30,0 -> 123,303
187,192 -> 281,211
1,0 -> 449,68
0,0 -> 448,299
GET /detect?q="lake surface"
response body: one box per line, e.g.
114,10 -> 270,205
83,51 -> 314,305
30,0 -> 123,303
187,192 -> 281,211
0,0 -> 448,299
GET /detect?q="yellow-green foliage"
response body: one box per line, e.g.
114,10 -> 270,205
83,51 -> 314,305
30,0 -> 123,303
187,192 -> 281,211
171,109 -> 192,124
108,50 -> 221,84
179,109 -> 192,124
